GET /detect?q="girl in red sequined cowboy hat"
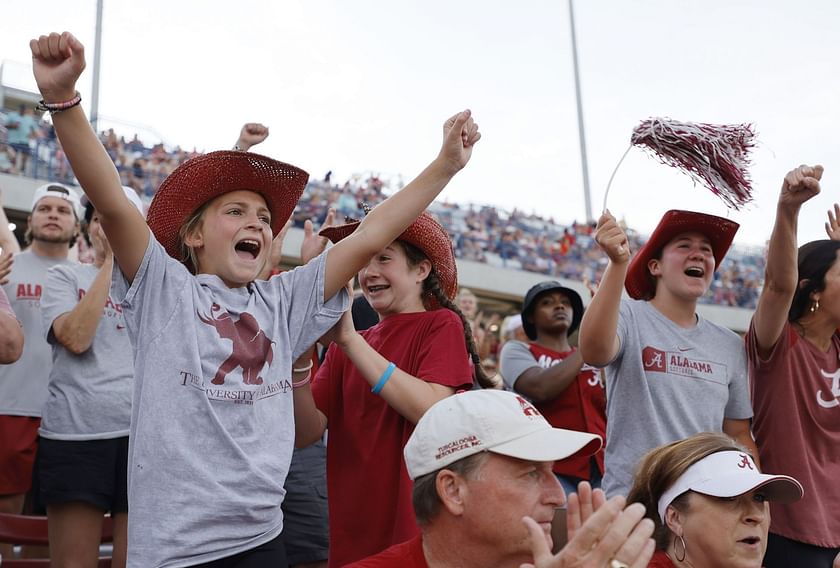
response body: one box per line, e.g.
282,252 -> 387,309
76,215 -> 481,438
31,30 -> 480,567
292,209 -> 494,566
577,208 -> 757,501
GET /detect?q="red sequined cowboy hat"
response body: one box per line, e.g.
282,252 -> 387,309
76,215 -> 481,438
146,150 -> 309,262
625,209 -> 739,300
319,211 -> 458,307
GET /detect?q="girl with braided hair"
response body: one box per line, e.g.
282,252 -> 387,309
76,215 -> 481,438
294,211 -> 492,567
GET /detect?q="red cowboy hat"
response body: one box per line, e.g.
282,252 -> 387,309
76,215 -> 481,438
146,150 -> 309,262
625,210 -> 739,300
319,211 -> 457,307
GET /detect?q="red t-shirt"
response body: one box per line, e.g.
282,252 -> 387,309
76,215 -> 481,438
647,551 -> 675,567
527,343 -> 606,478
747,321 -> 840,547
312,310 -> 473,567
345,535 -> 428,568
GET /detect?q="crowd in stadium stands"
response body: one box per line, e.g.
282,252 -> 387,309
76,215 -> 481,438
0,110 -> 764,309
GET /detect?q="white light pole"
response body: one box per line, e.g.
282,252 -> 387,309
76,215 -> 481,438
568,0 -> 593,223
89,0 -> 104,132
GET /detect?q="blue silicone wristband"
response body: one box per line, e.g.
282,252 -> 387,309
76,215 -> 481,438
371,362 -> 397,395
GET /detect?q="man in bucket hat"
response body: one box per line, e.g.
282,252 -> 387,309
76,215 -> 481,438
347,390 -> 654,568
579,209 -> 757,499
0,183 -> 80,537
500,280 -> 606,496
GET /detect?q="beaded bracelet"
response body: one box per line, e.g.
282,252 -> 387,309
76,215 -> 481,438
292,371 -> 311,388
36,91 -> 82,114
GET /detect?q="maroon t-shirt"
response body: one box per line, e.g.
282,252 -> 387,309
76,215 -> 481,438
345,535 -> 428,568
747,321 -> 840,547
527,343 -> 606,478
312,309 -> 473,567
647,551 -> 676,567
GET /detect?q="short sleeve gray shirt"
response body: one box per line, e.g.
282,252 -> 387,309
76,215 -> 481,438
601,299 -> 751,497
113,234 -> 348,568
0,250 -> 74,417
39,263 -> 133,440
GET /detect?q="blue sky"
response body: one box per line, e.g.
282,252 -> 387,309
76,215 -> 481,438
2,0 -> 839,246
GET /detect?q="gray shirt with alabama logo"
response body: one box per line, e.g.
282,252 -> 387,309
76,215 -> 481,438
39,263 -> 133,440
113,233 -> 348,568
601,299 -> 751,497
0,250 -> 74,417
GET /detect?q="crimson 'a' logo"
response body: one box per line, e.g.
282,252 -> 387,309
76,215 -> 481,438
737,454 -> 754,470
642,346 -> 666,372
515,395 -> 541,417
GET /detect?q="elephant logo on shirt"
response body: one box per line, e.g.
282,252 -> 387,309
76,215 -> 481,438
197,304 -> 275,386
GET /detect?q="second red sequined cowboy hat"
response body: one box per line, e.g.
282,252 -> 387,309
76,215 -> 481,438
319,211 -> 457,306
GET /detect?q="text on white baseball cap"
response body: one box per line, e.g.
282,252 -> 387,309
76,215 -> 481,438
404,390 -> 602,480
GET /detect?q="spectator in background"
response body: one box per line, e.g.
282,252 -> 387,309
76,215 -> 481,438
580,209 -> 757,498
0,184 -> 80,560
747,166 -> 840,567
348,390 -> 653,568
457,287 -> 485,349
501,313 -> 527,343
0,144 -> 17,174
500,281 -> 606,495
37,187 -> 143,568
4,106 -> 39,174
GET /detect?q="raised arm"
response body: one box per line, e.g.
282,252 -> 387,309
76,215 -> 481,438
321,110 -> 480,300
234,123 -> 269,152
50,225 -> 114,354
752,165 -> 822,358
30,32 -> 148,281
578,211 -> 630,367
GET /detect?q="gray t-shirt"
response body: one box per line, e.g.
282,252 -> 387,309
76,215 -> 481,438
499,339 -> 534,390
113,234 -> 348,568
39,263 -> 133,440
0,250 -> 74,417
601,299 -> 751,497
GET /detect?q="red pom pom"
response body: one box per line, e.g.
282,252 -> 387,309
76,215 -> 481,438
631,118 -> 756,210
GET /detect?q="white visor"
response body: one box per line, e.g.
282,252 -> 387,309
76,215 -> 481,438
657,451 -> 803,522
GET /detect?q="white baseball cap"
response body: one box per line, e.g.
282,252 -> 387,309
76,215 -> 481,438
657,450 -> 803,522
404,390 -> 602,480
504,314 -> 523,336
81,186 -> 145,217
31,183 -> 82,218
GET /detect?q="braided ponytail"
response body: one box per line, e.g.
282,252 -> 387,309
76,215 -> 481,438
396,240 -> 494,389
424,272 -> 495,389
